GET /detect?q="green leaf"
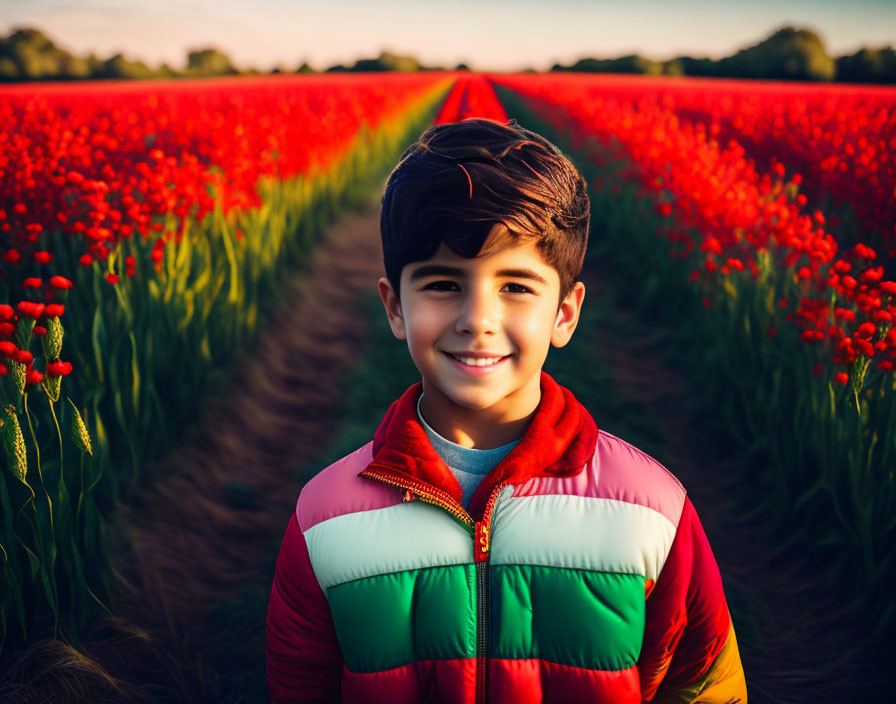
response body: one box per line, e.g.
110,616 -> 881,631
91,306 -> 108,385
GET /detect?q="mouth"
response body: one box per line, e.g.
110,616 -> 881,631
442,351 -> 512,372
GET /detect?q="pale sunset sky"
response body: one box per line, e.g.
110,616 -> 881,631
1,0 -> 894,72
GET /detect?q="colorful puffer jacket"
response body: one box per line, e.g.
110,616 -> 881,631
266,372 -> 747,703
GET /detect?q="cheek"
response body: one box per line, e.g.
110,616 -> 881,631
514,307 -> 558,347
403,305 -> 443,352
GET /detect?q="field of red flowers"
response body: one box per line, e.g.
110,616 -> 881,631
0,70 -> 894,702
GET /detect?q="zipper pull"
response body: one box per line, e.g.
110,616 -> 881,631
402,488 -> 413,502
476,522 -> 490,557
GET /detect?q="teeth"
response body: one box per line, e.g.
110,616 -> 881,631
451,354 -> 505,367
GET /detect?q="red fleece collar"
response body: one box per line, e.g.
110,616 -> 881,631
364,371 -> 599,519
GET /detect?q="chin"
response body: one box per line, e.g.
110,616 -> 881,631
444,387 -> 507,410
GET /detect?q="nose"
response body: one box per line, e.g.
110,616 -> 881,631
455,284 -> 499,336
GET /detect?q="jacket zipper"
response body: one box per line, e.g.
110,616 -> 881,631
360,466 -> 507,704
475,557 -> 489,703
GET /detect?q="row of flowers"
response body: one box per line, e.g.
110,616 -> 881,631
492,74 -> 896,257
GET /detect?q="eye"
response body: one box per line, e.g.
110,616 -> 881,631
421,281 -> 533,294
423,280 -> 458,291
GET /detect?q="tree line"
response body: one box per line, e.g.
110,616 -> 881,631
1,25 -> 893,83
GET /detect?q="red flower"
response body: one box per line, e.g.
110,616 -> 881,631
46,360 -> 73,377
16,301 -> 45,320
857,322 -> 877,339
49,276 -> 73,290
853,243 -> 876,259
834,372 -> 849,385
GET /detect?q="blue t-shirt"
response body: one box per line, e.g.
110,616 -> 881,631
417,394 -> 521,509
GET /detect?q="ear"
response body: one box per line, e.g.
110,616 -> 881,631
550,281 -> 585,348
378,276 -> 407,340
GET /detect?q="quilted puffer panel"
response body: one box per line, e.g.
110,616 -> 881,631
327,565 -> 476,672
304,500 -> 473,590
490,493 -> 677,581
490,564 -> 645,670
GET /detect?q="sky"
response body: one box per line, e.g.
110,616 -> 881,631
1,0 -> 895,73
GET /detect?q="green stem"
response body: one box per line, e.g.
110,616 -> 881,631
76,453 -> 84,527
23,392 -> 52,535
47,391 -> 65,506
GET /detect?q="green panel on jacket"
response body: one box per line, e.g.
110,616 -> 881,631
327,564 -> 477,672
490,564 -> 645,670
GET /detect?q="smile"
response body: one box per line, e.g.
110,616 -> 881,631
443,351 -> 511,375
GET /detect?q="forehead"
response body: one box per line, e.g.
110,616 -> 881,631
405,239 -> 559,285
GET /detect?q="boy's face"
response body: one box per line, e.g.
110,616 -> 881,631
378,235 -> 585,427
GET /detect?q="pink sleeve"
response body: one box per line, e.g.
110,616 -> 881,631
638,496 -> 747,702
266,511 -> 344,703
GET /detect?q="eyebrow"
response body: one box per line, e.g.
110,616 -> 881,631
409,264 -> 550,286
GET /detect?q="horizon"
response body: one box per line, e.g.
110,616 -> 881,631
1,0 -> 895,73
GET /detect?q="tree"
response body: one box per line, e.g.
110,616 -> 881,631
718,26 -> 835,81
186,48 -> 238,76
351,50 -> 422,72
836,47 -> 896,83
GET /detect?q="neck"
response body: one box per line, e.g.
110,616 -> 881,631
418,378 -> 540,449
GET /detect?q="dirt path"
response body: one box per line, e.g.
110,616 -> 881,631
578,262 -> 887,703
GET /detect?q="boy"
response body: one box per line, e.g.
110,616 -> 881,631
266,118 -> 747,703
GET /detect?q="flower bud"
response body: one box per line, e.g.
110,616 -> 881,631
1,405 -> 27,482
67,399 -> 93,456
42,316 -> 63,361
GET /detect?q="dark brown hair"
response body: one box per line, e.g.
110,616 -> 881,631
380,118 -> 590,308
